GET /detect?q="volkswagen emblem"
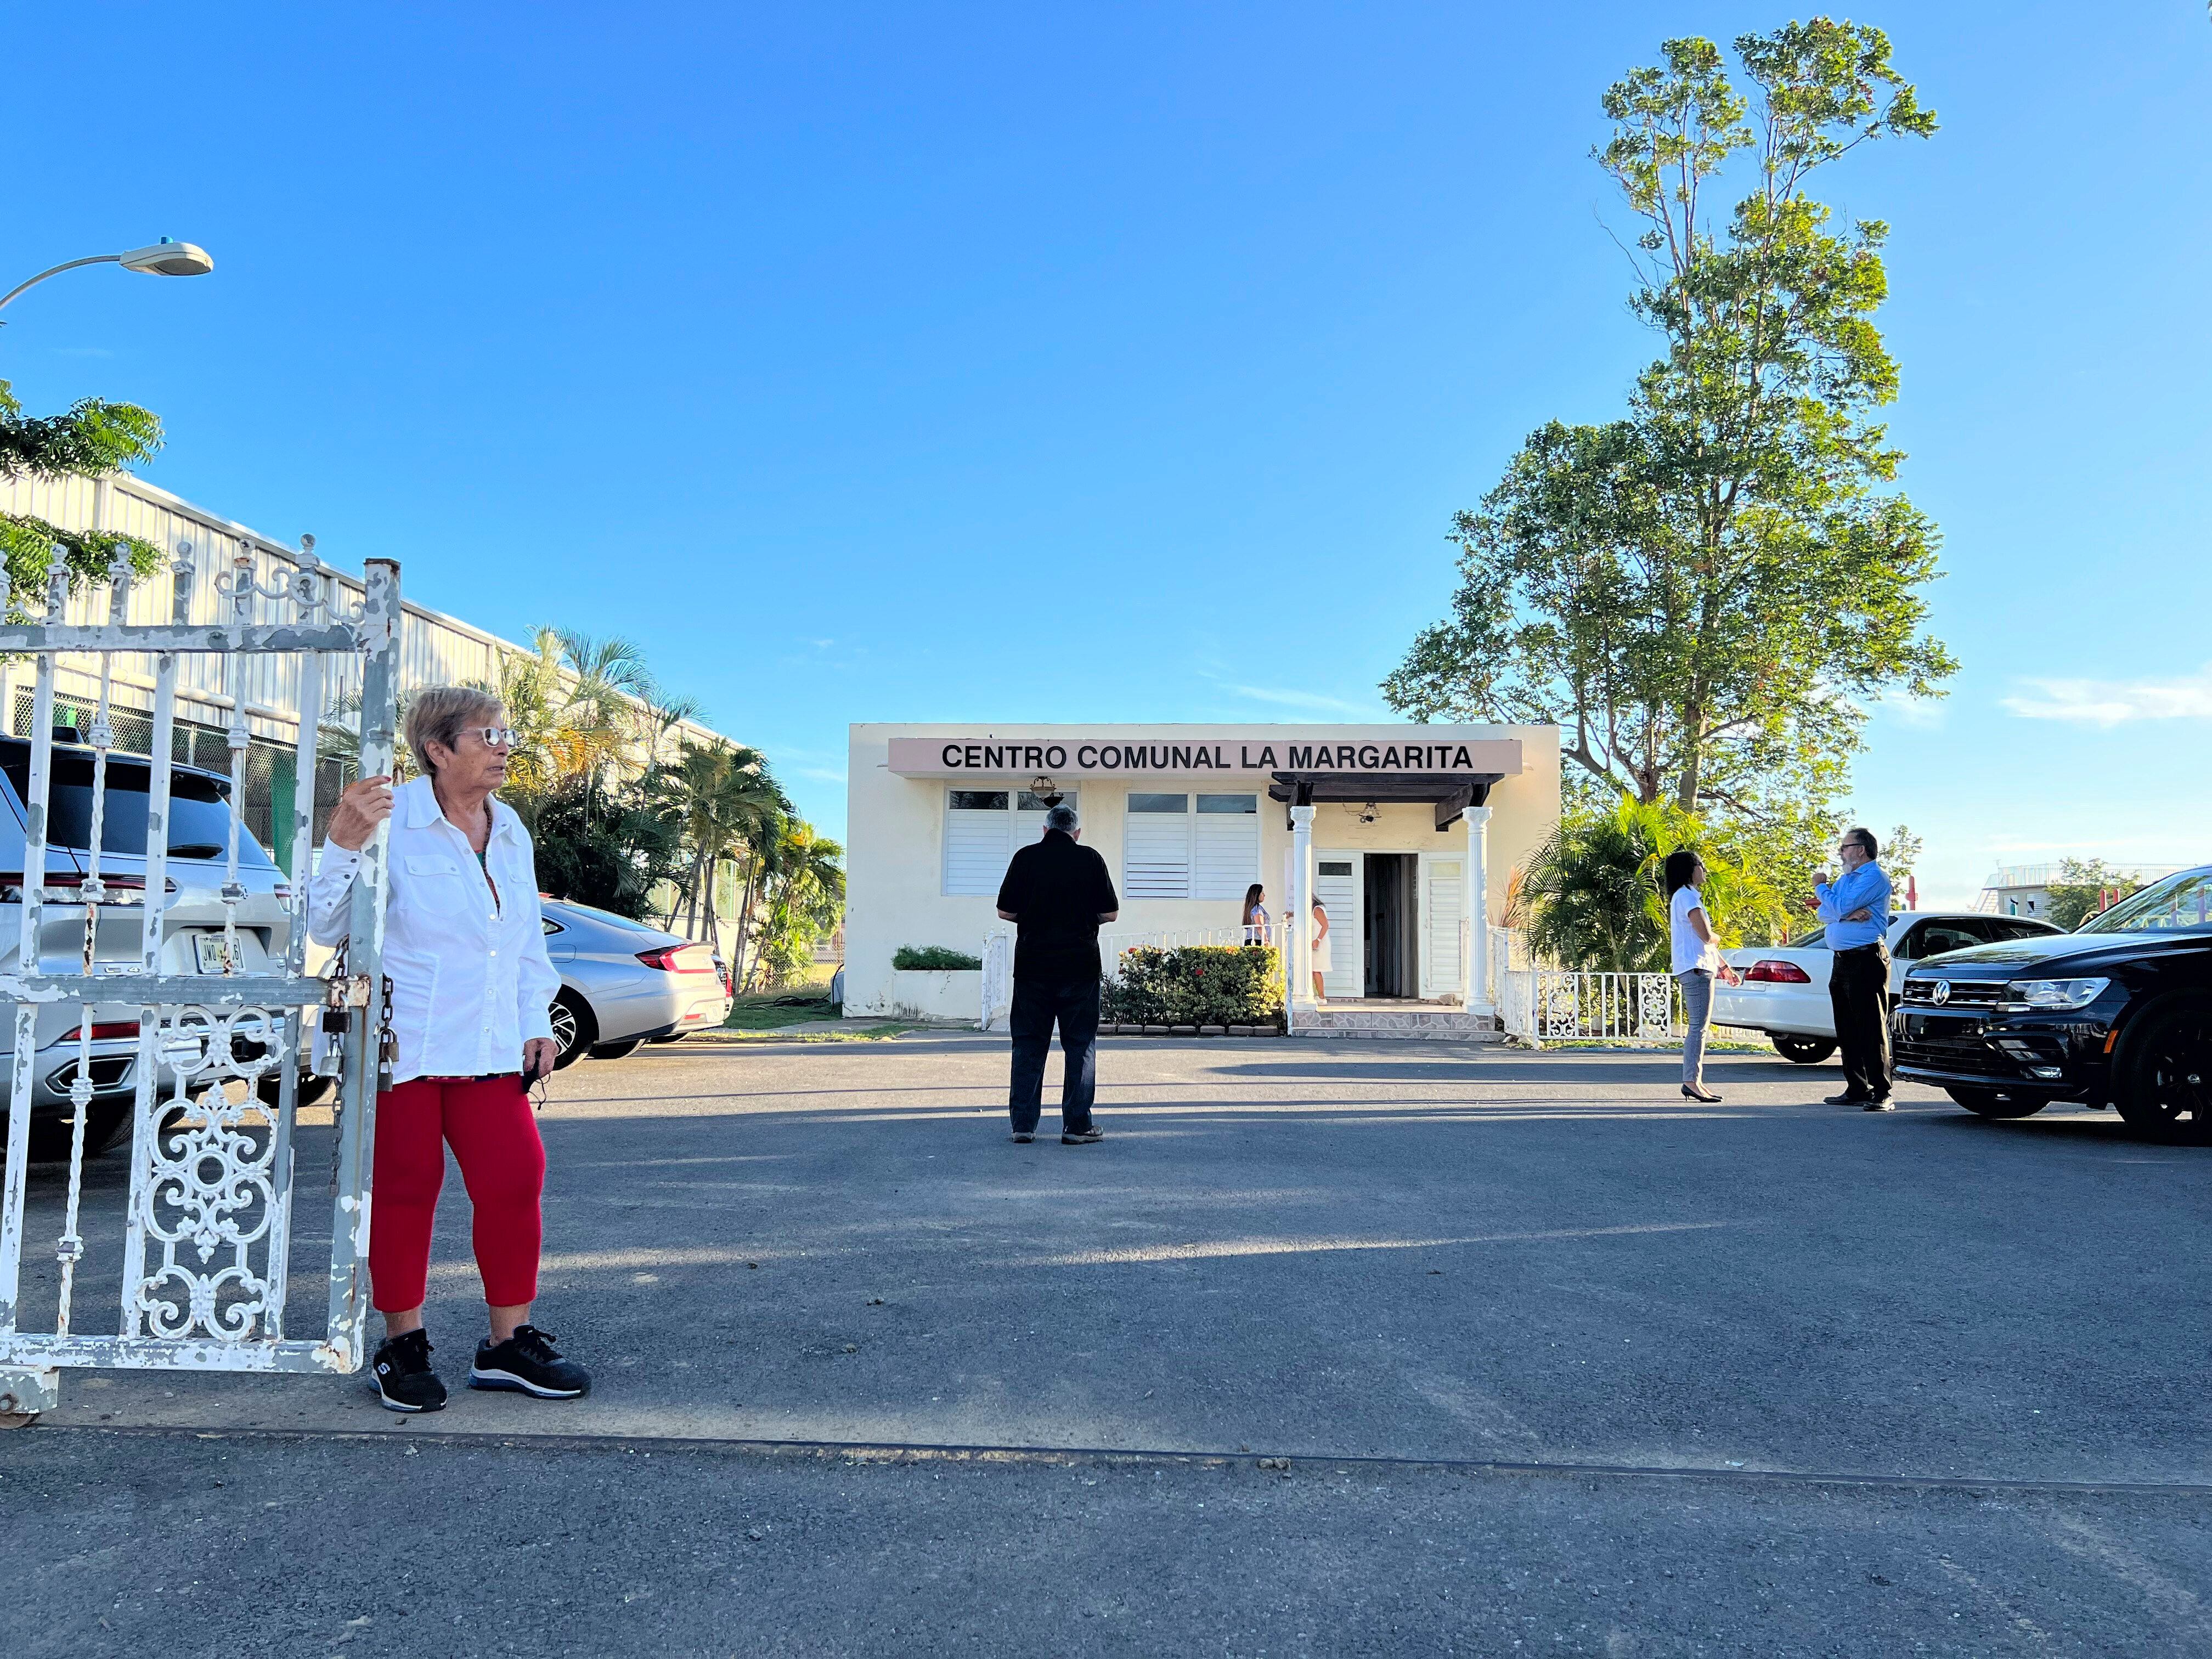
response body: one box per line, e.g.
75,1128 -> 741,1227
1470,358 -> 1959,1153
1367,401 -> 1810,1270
1931,980 -> 1951,1006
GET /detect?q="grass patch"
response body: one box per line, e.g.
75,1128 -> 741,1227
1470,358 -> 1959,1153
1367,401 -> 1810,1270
725,986 -> 837,1030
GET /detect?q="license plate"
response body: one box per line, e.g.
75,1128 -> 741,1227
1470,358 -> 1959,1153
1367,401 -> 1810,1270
191,933 -> 237,974
1904,1012 -> 1981,1039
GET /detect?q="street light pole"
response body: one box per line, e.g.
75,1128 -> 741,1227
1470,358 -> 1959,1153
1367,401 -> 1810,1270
0,239 -> 215,315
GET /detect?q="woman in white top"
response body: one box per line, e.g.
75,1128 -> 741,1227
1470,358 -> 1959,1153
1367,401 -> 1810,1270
1664,849 -> 1742,1103
311,686 -> 588,1414
1310,896 -> 1332,1002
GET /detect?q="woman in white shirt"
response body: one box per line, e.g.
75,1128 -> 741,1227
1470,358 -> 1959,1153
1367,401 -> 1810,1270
311,686 -> 588,1414
1664,849 -> 1742,1103
1310,896 -> 1332,1002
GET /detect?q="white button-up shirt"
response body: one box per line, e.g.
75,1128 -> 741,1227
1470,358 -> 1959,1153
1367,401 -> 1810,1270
308,775 -> 560,1084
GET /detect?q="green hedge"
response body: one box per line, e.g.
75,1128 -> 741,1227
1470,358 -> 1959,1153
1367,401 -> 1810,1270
894,945 -> 983,971
1101,945 -> 1284,1028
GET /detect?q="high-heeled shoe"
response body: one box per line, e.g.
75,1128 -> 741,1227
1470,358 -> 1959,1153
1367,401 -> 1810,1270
1681,1082 -> 1723,1103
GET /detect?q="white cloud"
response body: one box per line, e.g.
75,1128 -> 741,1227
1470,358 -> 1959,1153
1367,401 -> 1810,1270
2001,663 -> 2212,727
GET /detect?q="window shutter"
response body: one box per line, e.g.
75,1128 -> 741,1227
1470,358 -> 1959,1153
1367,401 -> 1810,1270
1192,810 -> 1257,899
1123,812 -> 1191,899
945,809 -> 1012,896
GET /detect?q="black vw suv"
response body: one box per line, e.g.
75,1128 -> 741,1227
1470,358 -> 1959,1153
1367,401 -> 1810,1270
1894,864 -> 2212,1132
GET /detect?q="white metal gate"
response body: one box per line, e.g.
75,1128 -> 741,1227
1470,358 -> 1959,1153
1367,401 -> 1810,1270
0,539 -> 398,1420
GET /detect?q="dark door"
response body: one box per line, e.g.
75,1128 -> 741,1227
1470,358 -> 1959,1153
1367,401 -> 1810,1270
1362,853 -> 1419,997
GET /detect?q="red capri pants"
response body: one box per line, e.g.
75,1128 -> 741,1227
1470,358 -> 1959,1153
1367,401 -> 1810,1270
370,1073 -> 545,1312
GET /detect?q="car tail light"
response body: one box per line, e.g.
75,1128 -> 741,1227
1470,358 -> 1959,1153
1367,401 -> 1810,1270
1745,959 -> 1813,984
637,944 -> 719,973
58,1022 -> 142,1042
0,871 -> 178,901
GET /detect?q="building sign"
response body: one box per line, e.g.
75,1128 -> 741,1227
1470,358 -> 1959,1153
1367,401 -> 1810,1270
887,735 -> 1522,777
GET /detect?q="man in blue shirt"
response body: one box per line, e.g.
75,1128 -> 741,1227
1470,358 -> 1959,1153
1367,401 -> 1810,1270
1815,827 -> 1896,1109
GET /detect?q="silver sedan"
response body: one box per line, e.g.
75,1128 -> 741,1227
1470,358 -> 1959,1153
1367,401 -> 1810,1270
540,900 -> 732,1066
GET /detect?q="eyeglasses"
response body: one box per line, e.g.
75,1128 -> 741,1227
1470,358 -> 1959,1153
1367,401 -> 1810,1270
468,727 -> 520,749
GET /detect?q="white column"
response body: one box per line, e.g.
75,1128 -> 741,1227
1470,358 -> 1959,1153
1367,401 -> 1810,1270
1289,802 -> 1316,1009
1466,804 -> 1492,1013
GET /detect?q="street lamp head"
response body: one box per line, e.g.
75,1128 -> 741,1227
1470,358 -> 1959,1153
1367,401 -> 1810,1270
117,239 -> 214,278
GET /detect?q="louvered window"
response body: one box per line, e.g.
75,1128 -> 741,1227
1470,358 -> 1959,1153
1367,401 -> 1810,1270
1122,792 -> 1258,899
943,789 -> 1076,896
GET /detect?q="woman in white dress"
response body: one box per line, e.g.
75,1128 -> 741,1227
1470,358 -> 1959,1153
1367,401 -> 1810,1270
1310,896 -> 1332,1002
1665,849 -> 1742,1103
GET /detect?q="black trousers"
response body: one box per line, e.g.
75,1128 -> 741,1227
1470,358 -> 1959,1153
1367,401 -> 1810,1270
1008,972 -> 1099,1135
1829,943 -> 1894,1099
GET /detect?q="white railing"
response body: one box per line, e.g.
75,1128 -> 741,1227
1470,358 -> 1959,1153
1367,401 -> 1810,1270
1492,927 -> 1684,1044
1098,924 -> 1286,959
979,932 -> 1011,1031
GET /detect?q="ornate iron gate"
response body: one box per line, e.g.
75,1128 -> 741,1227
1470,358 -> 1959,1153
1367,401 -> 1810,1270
0,540 -> 398,1421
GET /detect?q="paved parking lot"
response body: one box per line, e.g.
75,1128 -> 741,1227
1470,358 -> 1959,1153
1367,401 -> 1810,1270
4,1034 -> 2209,1655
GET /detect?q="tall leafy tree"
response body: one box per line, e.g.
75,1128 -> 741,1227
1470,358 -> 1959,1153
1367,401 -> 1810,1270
1385,21 -> 1955,824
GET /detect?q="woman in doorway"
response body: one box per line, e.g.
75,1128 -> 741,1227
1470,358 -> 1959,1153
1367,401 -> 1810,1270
1665,849 -> 1742,1104
1311,895 -> 1331,1003
310,686 -> 590,1414
1242,883 -> 1270,945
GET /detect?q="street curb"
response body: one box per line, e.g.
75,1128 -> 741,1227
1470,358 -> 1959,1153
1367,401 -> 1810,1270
21,1423 -> 2211,1498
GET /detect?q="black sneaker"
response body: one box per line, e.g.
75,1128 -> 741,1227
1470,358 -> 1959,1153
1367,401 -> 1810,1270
370,1329 -> 447,1414
1062,1125 -> 1104,1144
469,1325 -> 591,1400
1009,1131 -> 1035,1143
1862,1097 -> 1897,1112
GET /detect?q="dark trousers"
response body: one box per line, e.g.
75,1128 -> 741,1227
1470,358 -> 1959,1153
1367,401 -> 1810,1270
1008,972 -> 1099,1134
1830,943 -> 1894,1099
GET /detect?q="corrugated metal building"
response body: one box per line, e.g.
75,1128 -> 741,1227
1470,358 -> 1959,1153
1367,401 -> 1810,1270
0,470 -> 737,877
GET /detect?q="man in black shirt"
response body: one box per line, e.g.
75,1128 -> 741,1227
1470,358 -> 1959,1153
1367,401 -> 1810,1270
995,802 -> 1119,1144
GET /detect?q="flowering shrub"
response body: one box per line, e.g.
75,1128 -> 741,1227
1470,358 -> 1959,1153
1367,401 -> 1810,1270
1102,945 -> 1284,1028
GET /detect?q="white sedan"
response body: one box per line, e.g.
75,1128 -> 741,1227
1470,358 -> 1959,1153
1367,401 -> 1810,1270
1713,911 -> 2064,1064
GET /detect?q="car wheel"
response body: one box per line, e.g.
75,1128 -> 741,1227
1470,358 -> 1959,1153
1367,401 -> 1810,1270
24,1099 -> 133,1162
1944,1085 -> 2051,1119
550,990 -> 597,1070
588,1037 -> 644,1062
1771,1035 -> 1836,1065
2115,996 -> 2212,1138
256,1069 -> 340,1109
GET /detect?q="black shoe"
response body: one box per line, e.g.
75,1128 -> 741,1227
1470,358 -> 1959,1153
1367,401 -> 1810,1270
1062,1125 -> 1104,1144
1824,1091 -> 1872,1106
370,1329 -> 447,1414
1682,1084 -> 1723,1103
469,1325 -> 591,1400
1862,1097 -> 1896,1112
1009,1131 -> 1035,1143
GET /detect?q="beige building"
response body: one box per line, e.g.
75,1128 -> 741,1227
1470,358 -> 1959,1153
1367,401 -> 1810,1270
844,722 -> 1560,1021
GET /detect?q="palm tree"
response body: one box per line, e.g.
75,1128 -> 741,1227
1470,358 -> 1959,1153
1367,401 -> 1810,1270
657,742 -> 782,945
550,629 -> 653,822
753,821 -> 845,989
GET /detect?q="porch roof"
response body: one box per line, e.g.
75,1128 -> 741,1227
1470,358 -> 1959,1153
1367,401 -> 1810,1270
1266,771 -> 1500,832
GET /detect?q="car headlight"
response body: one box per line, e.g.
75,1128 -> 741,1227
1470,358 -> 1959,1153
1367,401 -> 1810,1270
2002,978 -> 2111,1011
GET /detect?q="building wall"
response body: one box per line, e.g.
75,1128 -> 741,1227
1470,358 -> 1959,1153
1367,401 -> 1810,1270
844,721 -> 1560,1018
0,470 -> 740,891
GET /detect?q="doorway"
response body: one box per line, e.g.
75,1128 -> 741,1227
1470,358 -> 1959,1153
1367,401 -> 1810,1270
1362,853 -> 1419,998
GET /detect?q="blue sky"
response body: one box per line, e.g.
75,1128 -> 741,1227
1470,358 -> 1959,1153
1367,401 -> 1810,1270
7,3 -> 2208,906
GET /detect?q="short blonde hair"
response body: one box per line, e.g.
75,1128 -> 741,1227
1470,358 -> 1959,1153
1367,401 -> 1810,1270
404,686 -> 503,777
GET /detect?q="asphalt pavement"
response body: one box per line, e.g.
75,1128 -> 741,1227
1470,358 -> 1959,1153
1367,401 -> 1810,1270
3,1033 -> 2208,1655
